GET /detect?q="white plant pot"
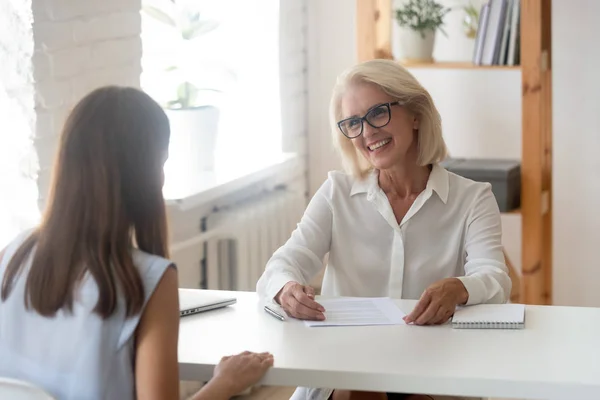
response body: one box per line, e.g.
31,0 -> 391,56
397,28 -> 436,63
165,106 -> 220,173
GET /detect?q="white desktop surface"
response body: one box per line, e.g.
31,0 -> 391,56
178,291 -> 600,399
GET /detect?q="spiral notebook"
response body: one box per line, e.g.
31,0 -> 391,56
451,303 -> 525,329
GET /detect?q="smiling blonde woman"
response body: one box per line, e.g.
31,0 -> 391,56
257,59 -> 510,400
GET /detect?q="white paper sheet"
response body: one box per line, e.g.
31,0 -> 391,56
304,297 -> 406,327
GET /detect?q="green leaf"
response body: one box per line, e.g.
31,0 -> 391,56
180,18 -> 220,40
142,4 -> 176,27
395,0 -> 450,32
176,82 -> 200,108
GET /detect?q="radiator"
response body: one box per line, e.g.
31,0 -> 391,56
171,187 -> 306,291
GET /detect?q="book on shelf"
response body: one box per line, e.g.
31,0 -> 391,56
473,0 -> 520,67
472,3 -> 489,65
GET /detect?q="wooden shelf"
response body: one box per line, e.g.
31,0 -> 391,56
400,61 -> 521,70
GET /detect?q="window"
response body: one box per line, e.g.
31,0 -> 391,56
141,0 -> 282,197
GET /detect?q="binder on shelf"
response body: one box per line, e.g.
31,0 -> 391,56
481,0 -> 508,66
507,0 -> 521,66
497,0 -> 514,65
473,2 -> 490,65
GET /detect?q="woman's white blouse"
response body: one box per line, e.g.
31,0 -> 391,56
257,164 -> 511,305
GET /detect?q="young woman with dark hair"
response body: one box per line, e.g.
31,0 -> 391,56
0,86 -> 272,400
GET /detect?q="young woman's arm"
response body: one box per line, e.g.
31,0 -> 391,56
135,267 -> 274,400
191,352 -> 274,400
135,266 -> 181,400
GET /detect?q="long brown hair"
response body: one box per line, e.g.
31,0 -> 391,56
1,86 -> 171,318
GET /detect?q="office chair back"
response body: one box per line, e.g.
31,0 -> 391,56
0,377 -> 55,400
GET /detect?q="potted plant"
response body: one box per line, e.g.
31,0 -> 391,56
394,0 -> 450,63
462,2 -> 480,39
142,0 -> 234,172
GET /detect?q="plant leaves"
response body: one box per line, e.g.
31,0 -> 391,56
181,19 -> 220,40
176,82 -> 200,108
395,0 -> 450,33
142,4 -> 176,27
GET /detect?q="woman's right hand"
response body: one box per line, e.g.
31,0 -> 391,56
211,351 -> 274,397
275,281 -> 325,320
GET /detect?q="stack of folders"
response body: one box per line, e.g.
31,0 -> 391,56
451,303 -> 526,329
473,0 -> 521,66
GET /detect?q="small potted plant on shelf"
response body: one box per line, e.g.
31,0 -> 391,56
395,0 -> 450,63
142,0 -> 235,172
462,2 -> 480,39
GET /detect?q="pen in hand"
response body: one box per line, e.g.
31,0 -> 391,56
276,282 -> 326,320
264,304 -> 286,321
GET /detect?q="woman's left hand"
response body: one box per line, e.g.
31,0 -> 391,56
404,278 -> 469,325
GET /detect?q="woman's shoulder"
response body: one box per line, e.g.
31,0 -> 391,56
131,249 -> 175,275
326,169 -> 355,187
126,250 -> 176,318
116,250 -> 176,349
445,168 -> 494,202
320,169 -> 372,197
129,250 -> 176,299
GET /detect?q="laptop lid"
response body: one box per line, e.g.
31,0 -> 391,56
178,289 -> 237,317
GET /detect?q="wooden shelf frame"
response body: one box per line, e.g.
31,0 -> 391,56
356,0 -> 553,305
401,61 -> 521,70
520,0 -> 553,305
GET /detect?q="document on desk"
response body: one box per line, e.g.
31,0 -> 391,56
304,297 -> 406,327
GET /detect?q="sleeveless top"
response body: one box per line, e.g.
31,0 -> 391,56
0,231 -> 174,400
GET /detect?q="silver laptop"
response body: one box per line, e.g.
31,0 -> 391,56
179,289 -> 237,317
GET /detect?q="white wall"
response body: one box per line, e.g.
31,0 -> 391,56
307,0 -> 522,270
306,0 -> 356,194
280,0 -> 309,157
552,1 -> 600,307
31,0 -> 143,206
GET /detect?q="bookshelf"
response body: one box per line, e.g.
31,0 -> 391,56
400,61 -> 520,70
356,0 -> 553,306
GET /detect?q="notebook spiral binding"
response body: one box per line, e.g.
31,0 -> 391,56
452,320 -> 525,329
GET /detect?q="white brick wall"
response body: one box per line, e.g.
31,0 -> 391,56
32,0 -> 143,206
0,0 -> 39,246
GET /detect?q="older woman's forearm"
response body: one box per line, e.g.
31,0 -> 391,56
458,266 -> 512,305
256,263 -> 303,300
256,178 -> 334,300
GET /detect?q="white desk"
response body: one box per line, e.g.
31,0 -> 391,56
178,291 -> 600,399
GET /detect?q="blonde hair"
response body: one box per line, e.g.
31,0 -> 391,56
329,59 -> 447,178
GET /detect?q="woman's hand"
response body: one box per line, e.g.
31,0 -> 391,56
404,278 -> 469,325
275,281 -> 325,320
210,351 -> 274,398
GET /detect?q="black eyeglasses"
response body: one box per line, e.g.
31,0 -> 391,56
337,101 -> 402,139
